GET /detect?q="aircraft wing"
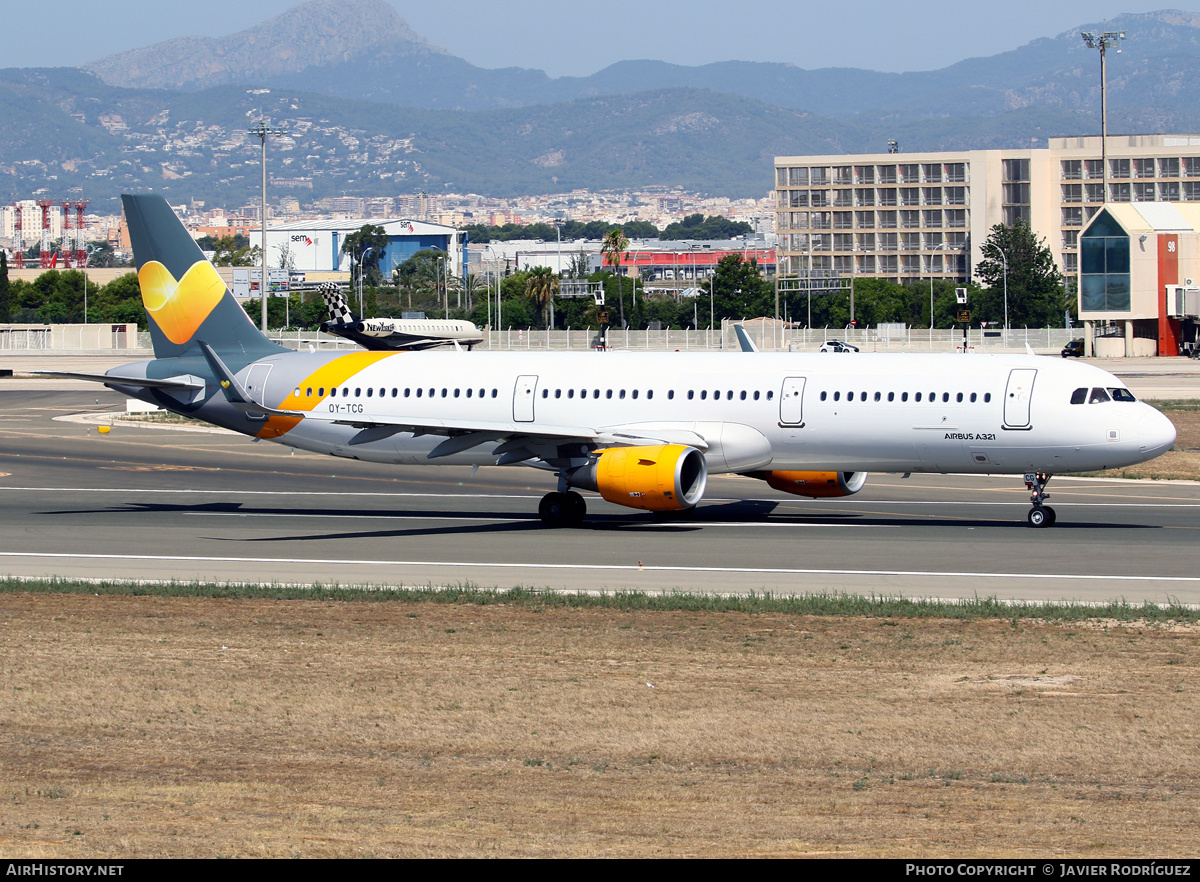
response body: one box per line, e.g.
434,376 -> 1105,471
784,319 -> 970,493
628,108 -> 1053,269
297,410 -> 709,461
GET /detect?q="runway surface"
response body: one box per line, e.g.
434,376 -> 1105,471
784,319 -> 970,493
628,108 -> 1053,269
2,387 -> 1199,603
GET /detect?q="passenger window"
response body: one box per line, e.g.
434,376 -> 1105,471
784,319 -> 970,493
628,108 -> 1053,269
1109,388 -> 1137,402
631,390 -> 638,399
416,388 -> 422,397
701,390 -> 708,400
619,390 -> 626,399
593,390 -> 600,399
541,389 -> 547,398
833,391 -> 841,401
647,390 -> 653,400
727,391 -> 733,400
740,391 -> 746,400
754,391 -> 760,400
319,387 -> 326,396
305,387 -> 312,397
821,391 -> 827,401
874,392 -> 881,402
688,390 -> 694,400
1070,388 -> 1087,405
366,388 -> 373,397
970,392 -> 977,403
915,393 -> 922,402
766,391 -> 773,400
404,388 -> 410,397
1089,387 -> 1111,404
554,389 -> 561,399
606,390 -> 613,399
901,392 -> 908,402
467,388 -> 473,398
492,389 -> 498,398
568,389 -> 574,399
887,392 -> 894,402
355,388 -> 361,397
943,393 -> 950,403
984,393 -> 991,403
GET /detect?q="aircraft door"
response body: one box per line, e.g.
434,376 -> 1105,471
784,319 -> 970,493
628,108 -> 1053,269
245,364 -> 272,407
1003,368 -> 1036,429
514,374 -> 538,422
779,377 -> 806,425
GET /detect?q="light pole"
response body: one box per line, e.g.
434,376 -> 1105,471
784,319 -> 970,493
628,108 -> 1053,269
356,246 -> 374,317
249,102 -> 286,332
1081,30 -> 1125,203
1000,248 -> 1009,346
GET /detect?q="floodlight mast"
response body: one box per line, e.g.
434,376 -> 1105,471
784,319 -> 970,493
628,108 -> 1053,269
1081,31 -> 1125,205
249,110 -> 287,332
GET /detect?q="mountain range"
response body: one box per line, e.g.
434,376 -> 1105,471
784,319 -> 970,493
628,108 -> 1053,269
2,1 -> 1200,209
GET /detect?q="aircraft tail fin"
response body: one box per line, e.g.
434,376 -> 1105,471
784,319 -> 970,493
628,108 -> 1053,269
121,193 -> 286,364
319,282 -> 359,324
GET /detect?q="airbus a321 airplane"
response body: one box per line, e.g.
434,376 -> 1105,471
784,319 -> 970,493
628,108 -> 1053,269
44,195 -> 1176,528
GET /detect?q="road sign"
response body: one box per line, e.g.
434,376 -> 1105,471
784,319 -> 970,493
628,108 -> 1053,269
597,310 -> 609,324
957,309 -> 971,323
956,287 -> 968,305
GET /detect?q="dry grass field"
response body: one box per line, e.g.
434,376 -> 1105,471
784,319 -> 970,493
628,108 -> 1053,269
2,592 -> 1199,858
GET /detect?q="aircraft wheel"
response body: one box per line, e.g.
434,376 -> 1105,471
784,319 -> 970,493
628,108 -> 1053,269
539,492 -> 570,527
1043,506 -> 1057,526
564,491 -> 587,526
1027,506 -> 1054,528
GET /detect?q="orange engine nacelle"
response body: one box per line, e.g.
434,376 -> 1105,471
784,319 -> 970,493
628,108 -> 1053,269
570,444 -> 708,511
752,470 -> 868,498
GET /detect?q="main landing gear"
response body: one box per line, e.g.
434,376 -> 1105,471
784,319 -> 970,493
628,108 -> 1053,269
1024,471 -> 1056,528
539,490 -> 587,527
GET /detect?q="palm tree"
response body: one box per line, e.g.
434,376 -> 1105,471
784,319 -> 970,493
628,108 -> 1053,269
601,228 -> 629,328
525,265 -> 558,328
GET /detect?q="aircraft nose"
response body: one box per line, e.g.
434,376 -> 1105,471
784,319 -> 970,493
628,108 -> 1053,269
1138,408 -> 1177,457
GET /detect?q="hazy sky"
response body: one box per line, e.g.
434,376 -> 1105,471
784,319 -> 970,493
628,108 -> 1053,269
6,0 -> 1185,76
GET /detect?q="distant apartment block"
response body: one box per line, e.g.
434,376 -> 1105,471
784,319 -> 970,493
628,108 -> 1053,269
774,134 -> 1200,286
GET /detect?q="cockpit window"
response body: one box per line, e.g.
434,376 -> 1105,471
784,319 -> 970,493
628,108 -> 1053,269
1109,388 -> 1137,402
1071,388 -> 1087,405
1089,387 -> 1111,404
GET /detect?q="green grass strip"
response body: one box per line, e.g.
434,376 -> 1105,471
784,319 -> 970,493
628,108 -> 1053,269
1,576 -> 1196,623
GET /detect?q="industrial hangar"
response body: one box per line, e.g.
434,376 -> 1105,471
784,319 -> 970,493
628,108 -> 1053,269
263,216 -> 466,280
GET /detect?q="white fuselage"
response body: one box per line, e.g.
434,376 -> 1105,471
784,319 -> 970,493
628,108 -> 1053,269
241,350 -> 1176,475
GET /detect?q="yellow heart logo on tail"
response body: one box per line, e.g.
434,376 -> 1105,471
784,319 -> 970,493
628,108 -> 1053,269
138,260 -> 227,344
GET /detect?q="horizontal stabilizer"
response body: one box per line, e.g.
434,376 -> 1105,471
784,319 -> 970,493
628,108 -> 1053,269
31,370 -> 205,390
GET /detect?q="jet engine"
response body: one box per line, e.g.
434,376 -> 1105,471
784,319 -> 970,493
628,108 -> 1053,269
749,470 -> 868,498
569,444 -> 708,511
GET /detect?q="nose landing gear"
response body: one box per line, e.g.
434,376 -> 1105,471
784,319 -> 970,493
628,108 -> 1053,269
1024,471 -> 1056,527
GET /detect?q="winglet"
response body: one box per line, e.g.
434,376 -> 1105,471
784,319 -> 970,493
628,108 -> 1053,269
196,340 -> 300,419
734,324 -> 759,352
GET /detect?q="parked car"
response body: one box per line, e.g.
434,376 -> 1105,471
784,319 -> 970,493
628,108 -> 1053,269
1061,339 -> 1084,358
819,340 -> 860,353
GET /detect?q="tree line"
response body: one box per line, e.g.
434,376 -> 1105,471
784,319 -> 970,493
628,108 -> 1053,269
461,213 -> 754,244
0,220 -> 1071,332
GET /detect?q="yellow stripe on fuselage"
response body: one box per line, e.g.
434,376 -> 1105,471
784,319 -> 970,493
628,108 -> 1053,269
255,350 -> 399,439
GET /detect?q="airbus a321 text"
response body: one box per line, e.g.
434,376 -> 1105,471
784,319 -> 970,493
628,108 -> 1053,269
40,195 -> 1176,529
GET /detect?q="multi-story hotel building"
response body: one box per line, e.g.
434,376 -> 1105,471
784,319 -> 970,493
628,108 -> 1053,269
774,134 -> 1200,288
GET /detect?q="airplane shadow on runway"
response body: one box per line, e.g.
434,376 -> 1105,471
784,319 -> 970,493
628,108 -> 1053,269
39,498 -> 1163,542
